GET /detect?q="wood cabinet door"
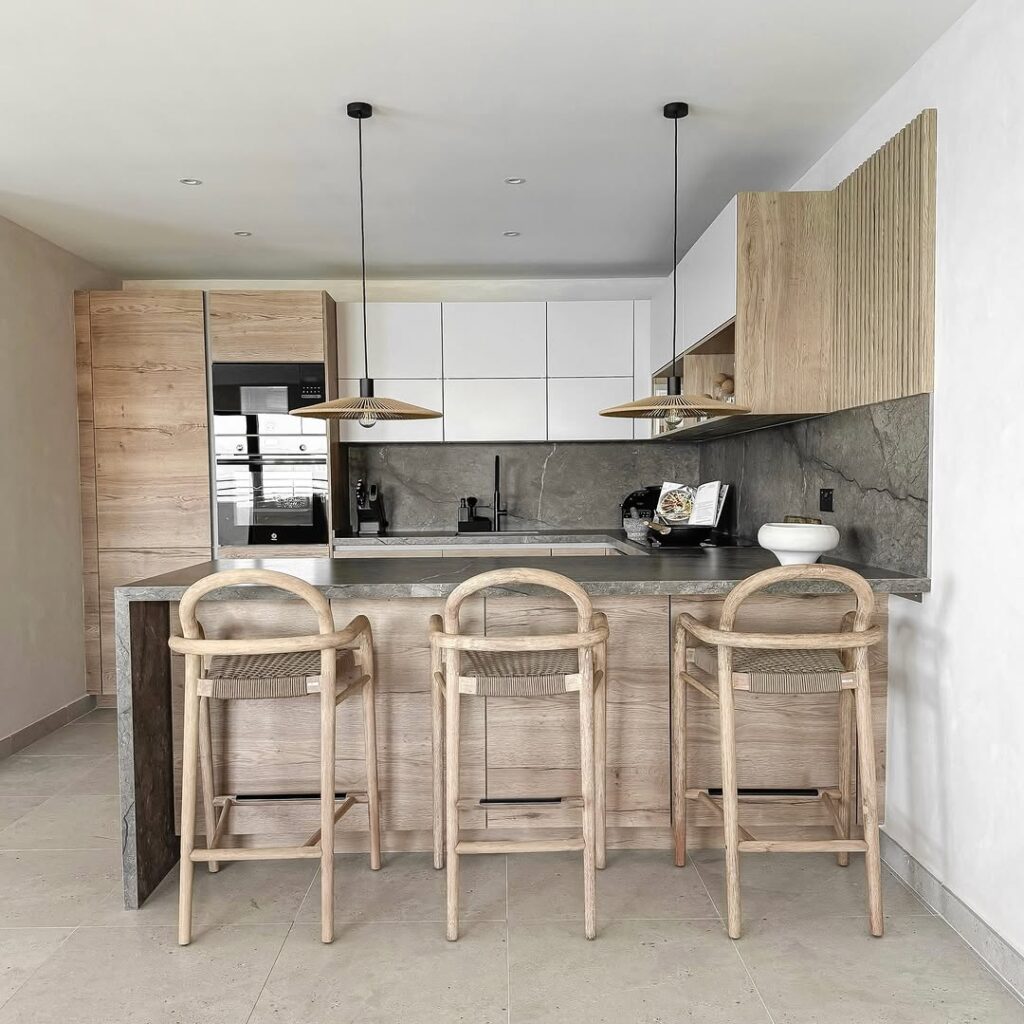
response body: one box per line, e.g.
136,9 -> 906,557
208,290 -> 327,362
546,300 -> 634,377
89,291 -> 211,551
441,302 -> 546,378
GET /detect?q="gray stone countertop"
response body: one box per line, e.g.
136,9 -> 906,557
116,545 -> 930,600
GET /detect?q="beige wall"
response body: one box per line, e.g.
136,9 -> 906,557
0,215 -> 117,742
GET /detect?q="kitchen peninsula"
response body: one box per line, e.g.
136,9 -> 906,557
114,543 -> 927,906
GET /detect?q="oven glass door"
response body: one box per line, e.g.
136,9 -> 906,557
214,412 -> 329,546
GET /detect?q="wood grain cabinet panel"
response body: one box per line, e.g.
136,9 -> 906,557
735,190 -> 837,415
94,426 -> 210,549
208,290 -> 329,362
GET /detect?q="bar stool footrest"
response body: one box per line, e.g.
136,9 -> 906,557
737,839 -> 868,854
455,837 -> 585,855
191,846 -> 323,862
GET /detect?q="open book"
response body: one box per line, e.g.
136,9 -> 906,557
656,481 -> 729,527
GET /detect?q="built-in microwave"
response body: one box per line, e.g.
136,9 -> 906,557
211,363 -> 329,546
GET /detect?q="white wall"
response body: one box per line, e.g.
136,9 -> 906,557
792,0 -> 1024,955
0,216 -> 118,742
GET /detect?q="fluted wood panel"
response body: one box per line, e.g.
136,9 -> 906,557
834,108 -> 936,409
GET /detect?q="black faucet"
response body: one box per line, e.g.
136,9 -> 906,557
491,455 -> 508,532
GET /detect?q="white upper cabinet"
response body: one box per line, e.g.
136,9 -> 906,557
338,302 -> 442,379
546,300 -> 634,377
443,378 -> 547,442
679,196 -> 737,350
547,378 -> 634,441
442,302 -> 546,377
335,379 -> 444,443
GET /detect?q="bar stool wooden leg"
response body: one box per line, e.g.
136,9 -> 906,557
717,654 -> 743,939
430,636 -> 445,871
836,688 -> 855,867
671,626 -> 688,867
320,669 -> 337,944
178,656 -> 200,946
359,634 -> 382,871
854,662 -> 884,937
594,644 -> 607,871
444,660 -> 461,941
579,654 -> 597,940
198,696 -> 219,874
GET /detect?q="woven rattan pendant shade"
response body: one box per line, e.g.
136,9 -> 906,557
293,101 -> 441,426
599,392 -> 748,419
292,395 -> 442,421
601,102 -> 748,426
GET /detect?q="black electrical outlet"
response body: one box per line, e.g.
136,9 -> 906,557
819,488 -> 834,513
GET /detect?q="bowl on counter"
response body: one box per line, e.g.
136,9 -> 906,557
757,522 -> 840,565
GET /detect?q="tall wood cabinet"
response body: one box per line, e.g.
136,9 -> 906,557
76,290 -> 212,695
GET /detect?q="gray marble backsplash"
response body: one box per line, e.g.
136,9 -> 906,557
698,395 -> 930,575
346,442 -> 700,532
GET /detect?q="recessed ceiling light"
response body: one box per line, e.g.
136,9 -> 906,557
178,178 -> 202,186
233,230 -> 252,237
502,230 -> 520,237
504,177 -> 526,185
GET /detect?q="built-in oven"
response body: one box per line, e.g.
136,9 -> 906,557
211,363 -> 329,546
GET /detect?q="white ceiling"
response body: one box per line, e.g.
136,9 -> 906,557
0,0 -> 971,280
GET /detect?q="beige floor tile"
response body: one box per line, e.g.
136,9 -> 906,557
295,852 -> 507,924
0,756 -> 109,797
737,914 -> 1024,1023
692,849 -> 933,923
0,796 -> 48,831
508,850 -> 718,923
0,928 -> 74,1007
0,795 -> 121,850
95,857 -> 318,932
0,849 -> 120,926
63,757 -> 119,796
249,920 -> 509,1023
19,723 -> 116,757
0,924 -> 288,1024
508,918 -> 770,1023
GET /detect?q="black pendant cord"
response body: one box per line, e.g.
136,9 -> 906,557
671,113 -> 679,372
357,116 -> 369,380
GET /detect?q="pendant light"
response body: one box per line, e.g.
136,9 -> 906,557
292,102 -> 442,428
600,102 -> 747,429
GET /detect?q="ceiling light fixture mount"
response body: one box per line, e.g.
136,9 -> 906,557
504,177 -> 526,185
178,178 -> 202,186
291,102 -> 442,429
600,101 -> 747,430
502,230 -> 521,237
233,230 -> 252,237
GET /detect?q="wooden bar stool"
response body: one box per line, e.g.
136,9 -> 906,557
671,564 -> 884,939
168,568 -> 382,946
428,568 -> 609,940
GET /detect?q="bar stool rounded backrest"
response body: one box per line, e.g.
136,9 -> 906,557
178,568 -> 335,640
442,567 -> 595,636
718,563 -> 877,645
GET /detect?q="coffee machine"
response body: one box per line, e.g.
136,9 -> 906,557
354,479 -> 388,536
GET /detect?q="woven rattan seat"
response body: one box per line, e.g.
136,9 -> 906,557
459,648 -> 579,696
690,645 -> 849,693
200,650 -> 354,699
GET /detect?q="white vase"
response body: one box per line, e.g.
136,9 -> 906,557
757,522 -> 840,565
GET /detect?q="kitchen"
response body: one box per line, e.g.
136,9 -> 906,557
1,2 -> 1021,1021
